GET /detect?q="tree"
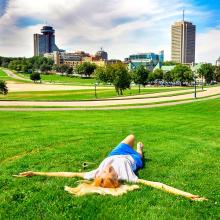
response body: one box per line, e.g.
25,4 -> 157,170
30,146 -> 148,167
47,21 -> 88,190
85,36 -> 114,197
0,80 -> 8,95
95,66 -> 109,83
76,62 -> 97,78
171,64 -> 193,86
96,63 -> 131,95
214,66 -> 220,82
153,69 -> 163,81
40,63 -> 51,73
132,65 -> 149,93
67,67 -> 73,76
30,72 -> 41,83
162,61 -> 178,66
112,63 -> 131,95
59,65 -> 69,75
163,71 -> 174,83
147,71 -> 155,83
198,63 -> 214,84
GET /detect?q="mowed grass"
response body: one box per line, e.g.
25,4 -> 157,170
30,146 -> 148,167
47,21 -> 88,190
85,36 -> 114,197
0,69 -> 12,81
0,87 -> 193,101
0,99 -> 220,219
17,73 -> 96,85
0,69 -> 30,83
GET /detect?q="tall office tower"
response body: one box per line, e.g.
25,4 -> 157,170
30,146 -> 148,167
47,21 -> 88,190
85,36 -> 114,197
34,26 -> 63,56
171,12 -> 196,64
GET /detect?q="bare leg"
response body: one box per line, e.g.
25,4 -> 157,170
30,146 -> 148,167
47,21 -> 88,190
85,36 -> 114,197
121,134 -> 135,148
14,171 -> 85,178
136,142 -> 144,158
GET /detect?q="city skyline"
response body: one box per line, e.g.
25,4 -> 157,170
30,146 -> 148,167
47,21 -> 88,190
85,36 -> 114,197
0,0 -> 220,63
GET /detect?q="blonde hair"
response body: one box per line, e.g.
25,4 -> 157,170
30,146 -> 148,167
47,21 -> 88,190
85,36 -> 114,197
64,181 -> 139,196
93,176 -> 120,188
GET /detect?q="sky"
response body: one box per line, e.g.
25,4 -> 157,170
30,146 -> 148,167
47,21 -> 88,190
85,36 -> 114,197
0,0 -> 220,63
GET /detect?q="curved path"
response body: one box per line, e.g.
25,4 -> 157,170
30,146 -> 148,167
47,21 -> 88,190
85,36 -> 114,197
0,95 -> 219,111
6,82 -> 106,92
2,68 -> 112,91
0,86 -> 219,108
1,68 -> 31,82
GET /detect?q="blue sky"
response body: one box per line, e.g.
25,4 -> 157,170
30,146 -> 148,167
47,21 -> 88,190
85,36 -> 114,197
186,0 -> 220,31
0,0 -> 220,63
0,0 -> 8,16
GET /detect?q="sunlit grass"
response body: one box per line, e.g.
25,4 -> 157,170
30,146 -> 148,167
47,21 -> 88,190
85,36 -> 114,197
0,99 -> 219,219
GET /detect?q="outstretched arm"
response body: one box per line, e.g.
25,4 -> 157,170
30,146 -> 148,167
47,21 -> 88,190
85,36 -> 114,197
137,179 -> 207,201
14,171 -> 85,178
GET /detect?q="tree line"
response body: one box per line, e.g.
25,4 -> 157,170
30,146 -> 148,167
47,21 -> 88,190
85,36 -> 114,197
0,56 -> 97,78
0,55 -> 220,96
95,63 -> 220,95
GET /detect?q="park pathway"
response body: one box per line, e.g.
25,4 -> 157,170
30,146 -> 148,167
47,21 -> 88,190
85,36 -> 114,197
0,94 -> 219,111
2,68 -> 112,91
0,86 -> 219,109
2,68 -> 31,82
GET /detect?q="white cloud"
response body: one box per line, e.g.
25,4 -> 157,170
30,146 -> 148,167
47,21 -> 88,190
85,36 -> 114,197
0,0 -> 219,63
196,27 -> 220,64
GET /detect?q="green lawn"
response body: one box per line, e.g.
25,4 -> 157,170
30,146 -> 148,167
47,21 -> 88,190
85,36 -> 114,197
0,69 -> 30,83
17,73 -> 96,85
0,99 -> 220,219
0,87 -> 195,101
0,69 -> 12,81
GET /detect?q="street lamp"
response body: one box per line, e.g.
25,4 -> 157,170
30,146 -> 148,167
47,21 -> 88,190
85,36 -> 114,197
201,74 -> 204,91
94,82 -> 98,99
193,71 -> 197,99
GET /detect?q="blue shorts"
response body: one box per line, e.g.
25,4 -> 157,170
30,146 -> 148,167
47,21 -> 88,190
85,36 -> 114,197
108,143 -> 143,171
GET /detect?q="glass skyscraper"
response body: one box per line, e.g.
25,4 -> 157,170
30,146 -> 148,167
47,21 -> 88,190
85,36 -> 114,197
34,26 -> 64,56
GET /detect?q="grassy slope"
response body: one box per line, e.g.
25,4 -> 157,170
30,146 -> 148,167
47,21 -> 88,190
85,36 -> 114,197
0,99 -> 220,219
0,69 -> 30,83
0,69 -> 12,81
0,88 -> 194,101
17,73 -> 96,85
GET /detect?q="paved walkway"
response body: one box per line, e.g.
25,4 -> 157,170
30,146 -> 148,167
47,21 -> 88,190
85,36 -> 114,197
6,82 -> 104,92
1,68 -> 219,111
0,94 -> 219,111
0,86 -> 219,108
2,68 -> 111,91
2,68 -> 31,82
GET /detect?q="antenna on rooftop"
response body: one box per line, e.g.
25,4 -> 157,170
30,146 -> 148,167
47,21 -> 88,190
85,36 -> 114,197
182,9 -> 185,22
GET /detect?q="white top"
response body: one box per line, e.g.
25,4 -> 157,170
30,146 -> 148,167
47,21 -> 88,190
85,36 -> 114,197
84,155 -> 138,183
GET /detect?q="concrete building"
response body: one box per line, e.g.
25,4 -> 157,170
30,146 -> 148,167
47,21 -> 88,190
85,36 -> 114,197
126,51 -> 164,71
44,51 -> 106,68
34,26 -> 64,56
171,12 -> 196,64
108,59 -> 122,65
44,52 -> 82,67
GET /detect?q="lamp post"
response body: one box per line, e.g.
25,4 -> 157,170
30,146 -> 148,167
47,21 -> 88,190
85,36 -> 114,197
194,71 -> 197,99
201,75 -> 204,91
94,82 -> 98,99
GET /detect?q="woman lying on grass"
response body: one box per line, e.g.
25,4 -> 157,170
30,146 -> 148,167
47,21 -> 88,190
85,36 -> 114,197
16,135 -> 206,201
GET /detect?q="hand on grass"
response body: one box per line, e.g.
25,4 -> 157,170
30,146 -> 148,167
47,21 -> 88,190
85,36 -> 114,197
13,171 -> 35,177
190,196 -> 208,201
